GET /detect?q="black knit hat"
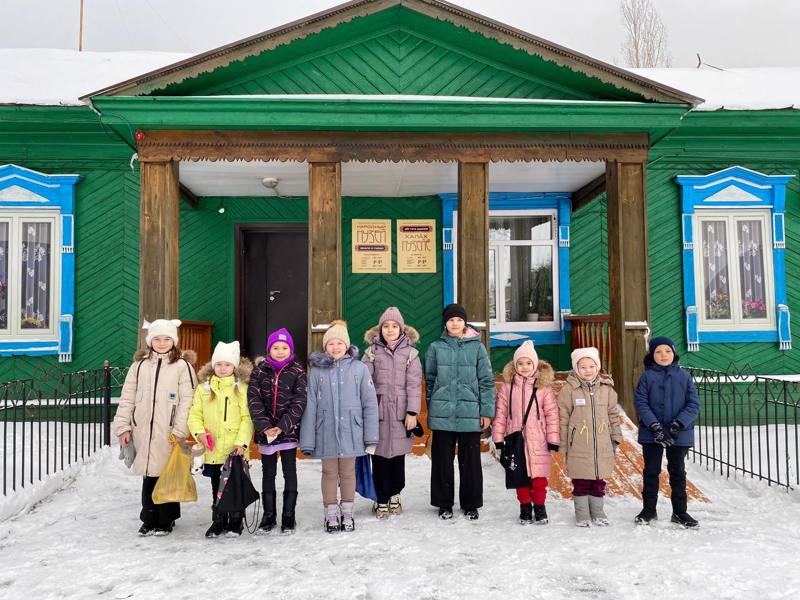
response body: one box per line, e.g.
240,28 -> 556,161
644,336 -> 679,367
442,303 -> 468,325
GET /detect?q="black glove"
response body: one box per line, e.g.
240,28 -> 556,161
494,441 -> 505,450
668,420 -> 683,439
548,443 -> 560,452
649,422 -> 673,448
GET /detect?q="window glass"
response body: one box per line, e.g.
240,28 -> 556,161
20,222 -> 51,329
0,222 -> 7,330
489,215 -> 552,241
737,220 -> 767,319
502,245 -> 554,322
701,220 -> 731,320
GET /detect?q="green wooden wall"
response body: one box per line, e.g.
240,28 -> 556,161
570,193 -> 609,315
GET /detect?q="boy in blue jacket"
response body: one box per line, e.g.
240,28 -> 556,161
634,337 -> 701,528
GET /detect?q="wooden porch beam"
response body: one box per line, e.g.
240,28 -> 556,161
572,173 -> 606,212
457,161 -> 490,346
308,162 -> 342,353
136,130 -> 650,164
606,160 -> 650,415
139,160 -> 180,348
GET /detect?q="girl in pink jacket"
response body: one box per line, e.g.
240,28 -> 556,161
493,341 -> 560,524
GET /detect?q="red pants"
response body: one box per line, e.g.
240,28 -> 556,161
516,477 -> 548,505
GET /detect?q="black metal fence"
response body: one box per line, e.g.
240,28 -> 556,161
686,364 -> 800,491
1,362 -> 128,496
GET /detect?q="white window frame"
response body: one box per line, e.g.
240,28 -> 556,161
0,210 -> 61,340
454,208 -> 560,333
693,209 -> 775,332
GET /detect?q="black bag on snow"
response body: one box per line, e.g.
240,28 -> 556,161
499,382 -> 537,490
216,453 -> 260,515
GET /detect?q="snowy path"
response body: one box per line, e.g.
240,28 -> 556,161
1,448 -> 798,600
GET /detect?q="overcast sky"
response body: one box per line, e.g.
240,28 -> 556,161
1,0 -> 796,68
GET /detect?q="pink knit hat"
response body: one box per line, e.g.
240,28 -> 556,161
571,347 -> 601,372
379,306 -> 405,330
513,340 -> 539,372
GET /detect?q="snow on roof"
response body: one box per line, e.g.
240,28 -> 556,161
2,48 -> 799,112
631,67 -> 800,111
1,48 -> 190,106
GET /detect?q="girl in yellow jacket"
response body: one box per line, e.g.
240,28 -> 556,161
188,341 -> 254,537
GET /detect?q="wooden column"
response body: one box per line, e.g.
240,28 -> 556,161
606,161 -> 650,415
308,162 -> 342,352
139,160 -> 180,348
457,162 -> 490,346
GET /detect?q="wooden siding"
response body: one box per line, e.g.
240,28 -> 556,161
341,196 -> 443,360
157,7 -> 641,101
570,193 -> 609,315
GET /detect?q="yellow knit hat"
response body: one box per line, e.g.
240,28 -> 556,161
323,319 -> 350,350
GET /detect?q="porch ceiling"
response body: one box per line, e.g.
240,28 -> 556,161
178,159 -> 605,198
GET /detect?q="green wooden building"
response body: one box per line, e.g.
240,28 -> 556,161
2,0 -> 799,413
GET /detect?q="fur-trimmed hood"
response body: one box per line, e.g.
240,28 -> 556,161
363,324 -> 420,346
308,345 -> 360,368
196,356 -> 254,385
502,359 -> 555,387
133,348 -> 197,365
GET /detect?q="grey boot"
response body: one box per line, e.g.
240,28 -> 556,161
574,495 -> 591,527
588,496 -> 610,526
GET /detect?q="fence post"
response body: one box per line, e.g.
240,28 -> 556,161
102,360 -> 112,446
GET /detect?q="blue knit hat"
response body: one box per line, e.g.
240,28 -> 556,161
644,336 -> 678,367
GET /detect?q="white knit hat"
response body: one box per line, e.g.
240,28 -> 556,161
571,347 -> 601,372
323,319 -> 351,350
144,319 -> 181,346
513,340 -> 539,372
211,340 -> 241,367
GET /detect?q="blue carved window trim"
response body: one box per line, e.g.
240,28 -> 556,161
676,166 -> 794,351
0,165 -> 81,362
440,192 -> 571,348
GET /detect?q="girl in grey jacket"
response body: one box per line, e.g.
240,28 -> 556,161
300,320 -> 379,533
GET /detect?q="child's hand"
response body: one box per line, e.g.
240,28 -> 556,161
233,446 -> 245,456
404,415 -> 417,430
266,427 -> 281,438
169,434 -> 185,446
197,433 -> 210,450
480,417 -> 492,429
118,432 -> 130,448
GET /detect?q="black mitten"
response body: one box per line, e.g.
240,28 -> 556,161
649,422 -> 673,448
667,420 -> 683,439
547,443 -> 560,452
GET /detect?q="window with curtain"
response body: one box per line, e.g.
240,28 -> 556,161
0,215 -> 57,337
488,212 -> 558,331
695,211 -> 773,329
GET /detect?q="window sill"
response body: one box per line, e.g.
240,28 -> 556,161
0,339 -> 60,356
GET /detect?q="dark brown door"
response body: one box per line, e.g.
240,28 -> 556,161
238,226 -> 308,361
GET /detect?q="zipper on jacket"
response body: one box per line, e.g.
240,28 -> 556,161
272,365 -> 286,420
145,357 -> 163,475
224,397 -> 229,422
588,383 -> 599,480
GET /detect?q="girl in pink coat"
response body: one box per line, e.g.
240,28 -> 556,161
493,341 -> 560,525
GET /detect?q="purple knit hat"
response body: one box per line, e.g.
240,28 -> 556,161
379,306 -> 405,330
266,328 -> 295,355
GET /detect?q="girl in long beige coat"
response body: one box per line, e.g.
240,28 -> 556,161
558,347 -> 622,527
113,319 -> 197,536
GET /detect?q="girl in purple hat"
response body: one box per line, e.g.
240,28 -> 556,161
247,328 -> 307,534
362,306 -> 423,519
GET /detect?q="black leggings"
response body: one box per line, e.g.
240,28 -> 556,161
372,454 -> 406,503
261,450 -> 298,495
141,476 -> 180,527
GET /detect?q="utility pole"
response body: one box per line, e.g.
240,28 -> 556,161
79,0 -> 85,51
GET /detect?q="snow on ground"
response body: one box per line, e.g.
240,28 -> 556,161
0,447 -> 798,600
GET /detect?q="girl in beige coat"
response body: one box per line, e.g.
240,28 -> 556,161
113,319 -> 197,536
558,347 -> 622,527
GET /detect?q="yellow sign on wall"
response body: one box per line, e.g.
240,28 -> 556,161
352,219 -> 392,273
397,219 -> 436,273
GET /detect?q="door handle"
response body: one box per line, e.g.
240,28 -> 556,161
269,290 -> 281,302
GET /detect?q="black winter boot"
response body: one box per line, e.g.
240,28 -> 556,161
671,512 -> 699,528
281,491 -> 298,534
519,503 -> 533,525
635,507 -> 658,525
533,504 -> 549,525
258,492 -> 277,533
205,502 -> 226,538
226,512 -> 244,537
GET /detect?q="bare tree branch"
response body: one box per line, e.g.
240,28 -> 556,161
620,0 -> 672,68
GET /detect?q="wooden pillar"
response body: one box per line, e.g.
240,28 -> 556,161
138,160 -> 180,348
308,162 -> 342,352
457,162 -> 490,346
606,160 -> 650,415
